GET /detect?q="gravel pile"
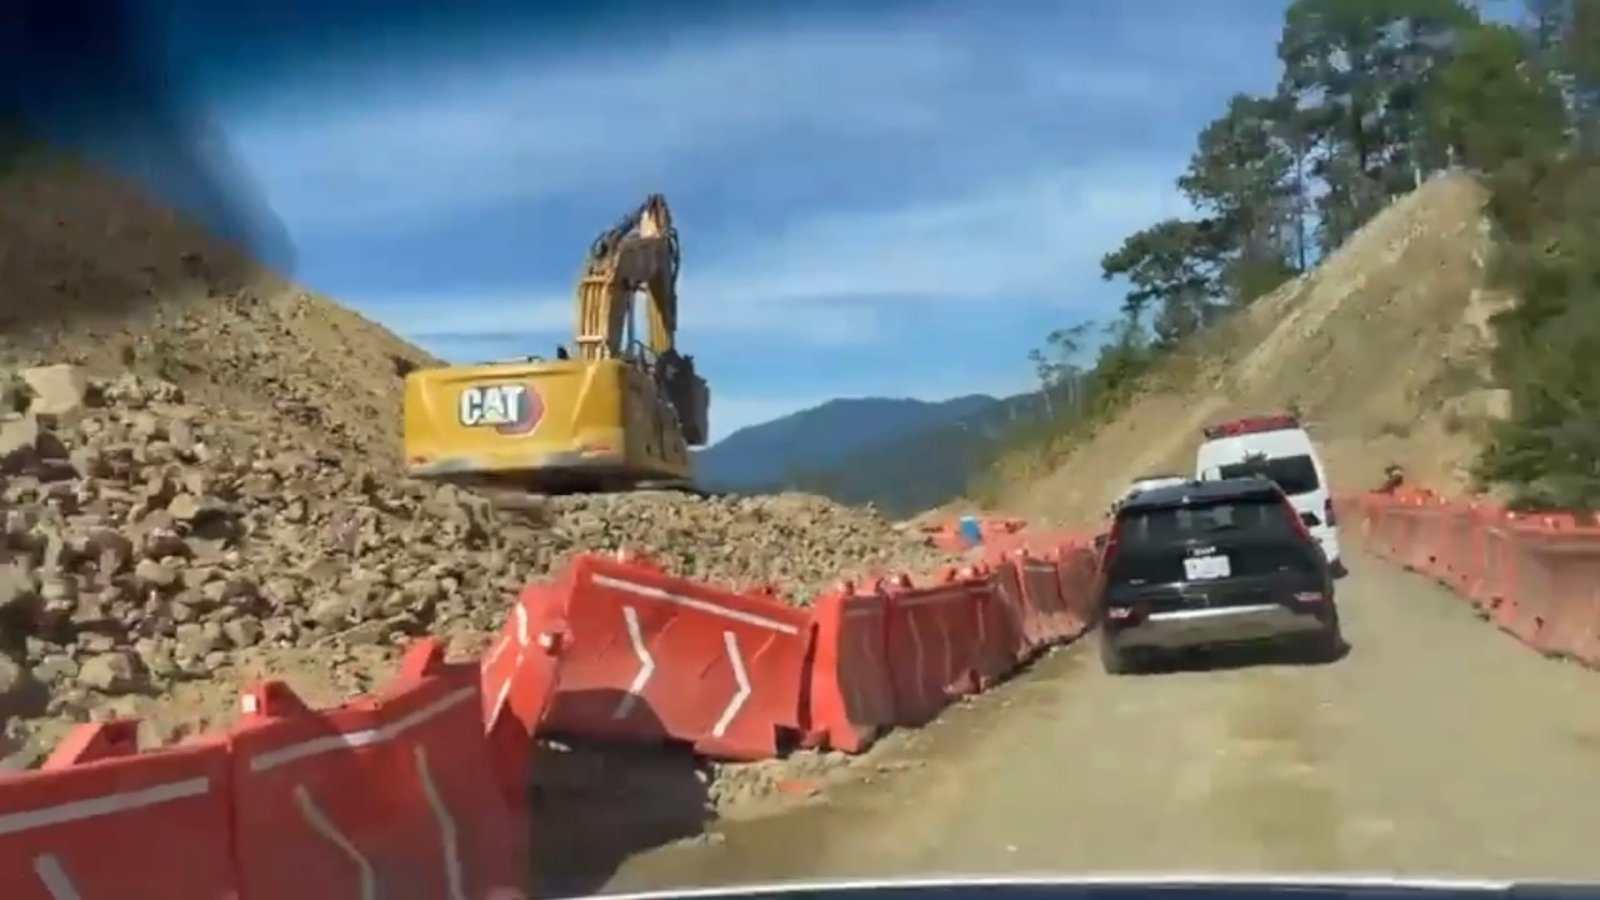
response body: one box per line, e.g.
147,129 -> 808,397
0,364 -> 955,764
539,491 -> 954,601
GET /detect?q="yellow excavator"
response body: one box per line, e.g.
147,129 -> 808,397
400,194 -> 711,494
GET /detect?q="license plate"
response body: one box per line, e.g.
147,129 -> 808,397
1183,554 -> 1231,580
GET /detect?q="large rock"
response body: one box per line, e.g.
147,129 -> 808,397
19,365 -> 90,417
0,654 -> 46,719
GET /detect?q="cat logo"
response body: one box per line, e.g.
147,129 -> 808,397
458,383 -> 543,436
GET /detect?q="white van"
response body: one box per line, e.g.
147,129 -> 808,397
1195,413 -> 1344,575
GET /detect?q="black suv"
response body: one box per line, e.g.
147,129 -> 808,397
1095,476 -> 1342,674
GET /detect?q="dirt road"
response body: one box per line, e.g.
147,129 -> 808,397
598,549 -> 1600,891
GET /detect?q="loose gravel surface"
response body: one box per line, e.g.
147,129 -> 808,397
575,549 -> 1600,893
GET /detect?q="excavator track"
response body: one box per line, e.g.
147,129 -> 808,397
632,479 -> 728,498
475,480 -> 729,512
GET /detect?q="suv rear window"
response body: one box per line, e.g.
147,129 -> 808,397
1119,496 -> 1296,546
1217,454 -> 1320,496
1108,494 -> 1320,584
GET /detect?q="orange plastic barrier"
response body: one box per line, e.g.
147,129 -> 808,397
1053,545 -> 1101,634
968,563 -> 1029,685
0,638 -> 528,900
805,582 -> 897,752
1467,507 -> 1515,604
481,579 -> 568,805
1342,490 -> 1600,670
1498,525 -> 1600,663
799,541 -> 1101,752
922,516 -> 1032,553
880,572 -> 986,724
986,559 -> 1048,662
978,527 -> 1093,565
0,723 -> 236,900
0,515 -> 1105,897
537,552 -> 813,760
1015,551 -> 1085,648
231,639 -> 527,900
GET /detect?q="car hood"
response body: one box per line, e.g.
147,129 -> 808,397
595,874 -> 1583,900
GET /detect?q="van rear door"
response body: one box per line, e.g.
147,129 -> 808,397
1216,453 -> 1322,519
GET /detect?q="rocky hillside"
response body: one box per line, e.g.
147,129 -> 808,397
1008,172 -> 1510,524
0,158 -> 955,767
0,152 -> 436,471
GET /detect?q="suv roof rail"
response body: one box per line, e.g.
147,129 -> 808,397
1118,475 -> 1281,512
1202,412 -> 1301,440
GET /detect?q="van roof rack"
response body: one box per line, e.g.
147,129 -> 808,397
1203,412 -> 1301,440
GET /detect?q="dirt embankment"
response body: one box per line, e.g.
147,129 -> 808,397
0,153 -> 437,471
1007,172 -> 1513,524
0,156 -> 956,768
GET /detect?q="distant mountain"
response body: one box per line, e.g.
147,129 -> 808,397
696,395 -> 1000,490
772,392 -> 1054,516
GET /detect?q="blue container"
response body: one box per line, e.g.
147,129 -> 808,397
958,515 -> 983,547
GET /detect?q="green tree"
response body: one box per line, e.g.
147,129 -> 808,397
1463,3 -> 1600,510
1026,322 -> 1092,389
1099,219 -> 1225,347
1273,89 -> 1320,270
1517,1 -> 1600,147
1524,0 -> 1572,62
996,0 -> 1600,512
1179,92 -> 1303,304
1567,0 -> 1600,146
1027,321 -> 1095,421
1277,0 -> 1479,251
1480,193 -> 1600,510
1425,23 -> 1568,169
1086,316 -> 1154,401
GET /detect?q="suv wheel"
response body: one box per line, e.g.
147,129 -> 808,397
1099,632 -> 1140,675
1301,611 -> 1344,663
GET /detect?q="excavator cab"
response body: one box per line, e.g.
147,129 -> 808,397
401,194 -> 712,494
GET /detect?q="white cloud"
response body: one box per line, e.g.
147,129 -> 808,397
353,289 -> 878,347
217,14 -> 1185,233
339,159 -> 1188,352
686,165 -> 1194,308
221,28 -> 965,229
337,155 -> 1191,353
198,5 -> 1267,437
354,293 -> 574,336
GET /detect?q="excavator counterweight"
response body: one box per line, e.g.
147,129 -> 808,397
400,194 -> 711,495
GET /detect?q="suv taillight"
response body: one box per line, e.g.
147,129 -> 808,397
1101,519 -> 1125,565
1324,497 -> 1337,527
1283,498 -> 1314,543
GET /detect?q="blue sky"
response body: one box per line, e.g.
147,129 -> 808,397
138,0 -> 1292,441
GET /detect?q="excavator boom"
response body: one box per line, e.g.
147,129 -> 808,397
575,193 -> 681,361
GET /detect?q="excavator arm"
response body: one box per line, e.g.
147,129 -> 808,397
571,194 -> 709,446
574,193 -> 681,360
